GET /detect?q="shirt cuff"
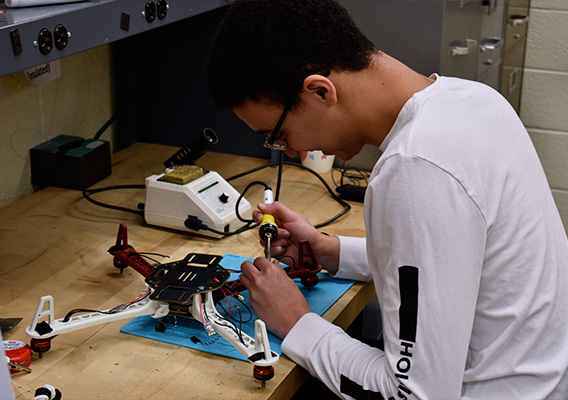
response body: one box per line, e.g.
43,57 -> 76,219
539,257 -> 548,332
335,236 -> 372,281
281,312 -> 335,368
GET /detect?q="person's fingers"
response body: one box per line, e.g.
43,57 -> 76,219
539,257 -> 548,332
239,260 -> 258,288
258,201 -> 297,221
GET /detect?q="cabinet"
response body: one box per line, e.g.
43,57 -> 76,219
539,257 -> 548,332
500,0 -> 530,113
335,0 -> 511,170
339,0 -> 507,91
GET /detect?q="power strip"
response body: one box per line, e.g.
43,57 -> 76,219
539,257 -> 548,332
5,0 -> 90,7
335,184 -> 366,203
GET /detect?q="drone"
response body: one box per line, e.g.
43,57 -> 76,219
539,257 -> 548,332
25,223 -> 322,385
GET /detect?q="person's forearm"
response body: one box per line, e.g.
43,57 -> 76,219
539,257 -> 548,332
313,234 -> 340,274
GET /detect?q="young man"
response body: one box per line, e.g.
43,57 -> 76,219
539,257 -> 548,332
206,0 -> 568,398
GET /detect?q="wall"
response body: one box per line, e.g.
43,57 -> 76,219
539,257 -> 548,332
519,0 -> 568,229
0,44 -> 115,209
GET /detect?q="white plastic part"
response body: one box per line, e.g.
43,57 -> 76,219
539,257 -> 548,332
25,291 -> 163,339
254,320 -> 276,367
193,292 -> 279,367
263,188 -> 274,205
25,285 -> 278,369
144,171 -> 251,238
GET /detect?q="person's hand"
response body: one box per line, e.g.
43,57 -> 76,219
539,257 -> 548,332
240,257 -> 310,339
254,201 -> 340,272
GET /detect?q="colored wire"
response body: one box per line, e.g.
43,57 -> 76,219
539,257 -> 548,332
129,252 -> 169,265
220,288 -> 232,319
62,289 -> 152,322
216,294 -> 252,324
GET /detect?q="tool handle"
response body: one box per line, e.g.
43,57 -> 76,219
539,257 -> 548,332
259,188 -> 278,240
261,213 -> 276,226
263,188 -> 274,205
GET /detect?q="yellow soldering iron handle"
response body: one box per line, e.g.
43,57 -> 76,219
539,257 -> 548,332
259,188 -> 278,241
261,213 -> 276,226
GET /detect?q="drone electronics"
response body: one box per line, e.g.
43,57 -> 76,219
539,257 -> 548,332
144,128 -> 251,238
25,224 -> 324,385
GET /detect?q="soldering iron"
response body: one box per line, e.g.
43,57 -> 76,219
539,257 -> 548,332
259,187 -> 278,260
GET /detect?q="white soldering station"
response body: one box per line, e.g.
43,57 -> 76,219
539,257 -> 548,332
143,128 -> 251,238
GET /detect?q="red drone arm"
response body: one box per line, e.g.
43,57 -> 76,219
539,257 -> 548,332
225,240 -> 322,295
107,224 -> 155,278
107,224 -> 322,295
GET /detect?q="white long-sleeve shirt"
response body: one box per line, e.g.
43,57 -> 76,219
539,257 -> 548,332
282,76 -> 568,399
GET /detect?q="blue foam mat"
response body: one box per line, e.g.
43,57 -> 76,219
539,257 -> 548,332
120,253 -> 354,361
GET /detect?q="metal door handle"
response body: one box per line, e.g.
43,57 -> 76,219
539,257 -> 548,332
449,39 -> 477,56
509,14 -> 529,26
479,37 -> 503,52
508,68 -> 520,92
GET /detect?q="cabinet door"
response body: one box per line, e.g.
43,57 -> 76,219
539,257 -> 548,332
440,0 -> 483,81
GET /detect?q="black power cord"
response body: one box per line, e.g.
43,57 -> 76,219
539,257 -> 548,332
225,158 -> 351,229
82,184 -> 145,216
81,153 -> 351,235
187,156 -> 351,236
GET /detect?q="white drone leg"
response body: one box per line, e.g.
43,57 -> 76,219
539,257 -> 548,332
193,292 -> 279,367
26,291 -> 166,339
254,320 -> 279,367
28,295 -> 55,331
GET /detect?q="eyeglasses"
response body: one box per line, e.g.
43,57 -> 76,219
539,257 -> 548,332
263,104 -> 291,151
262,70 -> 330,151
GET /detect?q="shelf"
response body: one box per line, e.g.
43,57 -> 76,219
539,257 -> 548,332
0,0 -> 229,77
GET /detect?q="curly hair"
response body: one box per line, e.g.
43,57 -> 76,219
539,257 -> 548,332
205,0 -> 377,109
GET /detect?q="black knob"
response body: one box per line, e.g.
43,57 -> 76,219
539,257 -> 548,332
219,193 -> 229,203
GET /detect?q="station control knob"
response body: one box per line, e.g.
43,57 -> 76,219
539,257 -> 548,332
219,193 -> 229,203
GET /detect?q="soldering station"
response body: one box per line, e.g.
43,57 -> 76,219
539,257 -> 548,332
73,126 -> 357,239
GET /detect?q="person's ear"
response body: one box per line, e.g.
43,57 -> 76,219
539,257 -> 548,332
303,74 -> 337,105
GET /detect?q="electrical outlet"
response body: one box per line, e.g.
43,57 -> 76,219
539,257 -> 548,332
37,28 -> 53,55
143,1 -> 156,23
54,24 -> 69,50
157,0 -> 168,20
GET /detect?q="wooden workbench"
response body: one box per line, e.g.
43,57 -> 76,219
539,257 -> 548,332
0,143 -> 373,399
